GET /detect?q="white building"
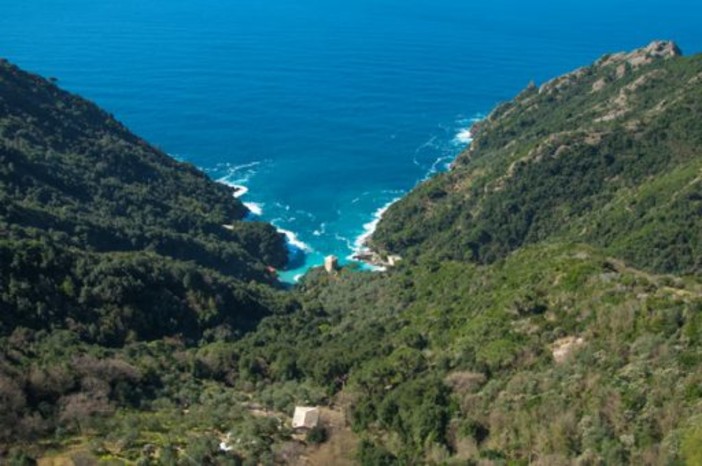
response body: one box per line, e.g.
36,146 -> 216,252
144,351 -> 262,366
292,406 -> 320,430
324,255 -> 339,274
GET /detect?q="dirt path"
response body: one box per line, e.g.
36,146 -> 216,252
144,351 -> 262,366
293,406 -> 359,466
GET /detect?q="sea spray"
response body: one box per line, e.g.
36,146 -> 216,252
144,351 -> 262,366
454,127 -> 474,145
275,226 -> 313,253
350,197 -> 402,262
243,202 -> 263,216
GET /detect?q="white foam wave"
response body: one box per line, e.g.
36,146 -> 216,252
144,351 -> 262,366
215,160 -> 262,194
313,222 -> 327,237
429,155 -> 454,174
453,114 -> 485,146
335,233 -> 354,251
231,161 -> 261,172
243,202 -> 263,216
416,135 -> 439,152
276,226 -> 313,253
169,153 -> 187,162
218,161 -> 261,180
454,128 -> 474,145
231,184 -> 249,198
211,162 -> 268,218
413,136 -> 440,167
350,197 -> 401,259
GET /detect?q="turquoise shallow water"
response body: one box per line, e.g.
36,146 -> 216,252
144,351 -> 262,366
2,0 -> 701,281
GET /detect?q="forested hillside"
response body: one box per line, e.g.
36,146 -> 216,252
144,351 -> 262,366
2,43 -> 702,465
0,59 -> 290,342
225,42 -> 702,465
373,41 -> 702,275
0,59 -> 294,461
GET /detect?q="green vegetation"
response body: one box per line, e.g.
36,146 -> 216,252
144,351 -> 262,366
373,45 -> 702,275
232,244 -> 702,464
0,58 -> 290,341
0,59 -> 294,462
2,42 -> 702,465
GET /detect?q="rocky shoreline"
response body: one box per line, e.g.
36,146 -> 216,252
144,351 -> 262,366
352,248 -> 403,269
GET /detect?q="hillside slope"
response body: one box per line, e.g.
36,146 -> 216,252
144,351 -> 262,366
3,43 -> 702,465
0,59 -> 290,344
0,59 -> 302,460
223,42 -> 702,465
372,41 -> 702,275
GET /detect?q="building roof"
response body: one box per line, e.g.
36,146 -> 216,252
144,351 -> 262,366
292,406 -> 320,429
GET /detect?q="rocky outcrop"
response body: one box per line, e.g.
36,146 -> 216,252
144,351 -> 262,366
596,40 -> 682,69
537,40 -> 681,97
551,336 -> 586,363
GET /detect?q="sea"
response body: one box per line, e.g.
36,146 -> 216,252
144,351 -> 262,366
3,0 -> 701,282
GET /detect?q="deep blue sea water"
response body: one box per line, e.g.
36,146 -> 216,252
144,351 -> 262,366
3,0 -> 701,281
